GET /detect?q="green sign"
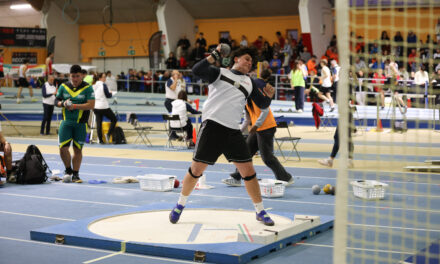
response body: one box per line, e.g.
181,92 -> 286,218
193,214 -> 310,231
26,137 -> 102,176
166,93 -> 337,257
128,50 -> 135,56
98,50 -> 106,57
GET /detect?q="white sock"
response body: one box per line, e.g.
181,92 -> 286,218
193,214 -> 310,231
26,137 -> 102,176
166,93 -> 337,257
177,194 -> 188,206
254,202 -> 264,214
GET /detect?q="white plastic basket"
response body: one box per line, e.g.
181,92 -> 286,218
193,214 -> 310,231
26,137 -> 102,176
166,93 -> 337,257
136,174 -> 176,192
350,180 -> 388,200
259,179 -> 285,198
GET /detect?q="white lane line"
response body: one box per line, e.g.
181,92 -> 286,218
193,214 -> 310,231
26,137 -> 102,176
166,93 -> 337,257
5,184 -> 439,214
0,210 -> 75,221
0,236 -> 194,263
296,242 -> 414,255
349,223 -> 440,233
0,193 -> 138,208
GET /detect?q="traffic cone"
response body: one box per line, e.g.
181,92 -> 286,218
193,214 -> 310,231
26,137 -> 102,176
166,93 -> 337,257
407,98 -> 411,108
376,118 -> 383,132
192,128 -> 197,144
194,98 -> 200,110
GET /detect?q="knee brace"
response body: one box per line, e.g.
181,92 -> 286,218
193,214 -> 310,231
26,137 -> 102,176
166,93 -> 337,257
242,173 -> 256,181
188,167 -> 203,179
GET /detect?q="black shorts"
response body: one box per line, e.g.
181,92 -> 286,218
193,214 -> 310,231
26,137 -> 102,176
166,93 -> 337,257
320,85 -> 332,94
0,71 -> 4,78
18,77 -> 29,87
193,119 -> 252,165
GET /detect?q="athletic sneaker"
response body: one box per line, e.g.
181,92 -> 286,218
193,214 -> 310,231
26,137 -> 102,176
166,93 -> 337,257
31,97 -> 38,102
329,106 -> 335,112
256,210 -> 275,226
222,177 -> 242,187
16,98 -> 21,104
297,109 -> 303,113
169,204 -> 185,224
318,158 -> 333,168
284,178 -> 295,186
72,174 -> 83,183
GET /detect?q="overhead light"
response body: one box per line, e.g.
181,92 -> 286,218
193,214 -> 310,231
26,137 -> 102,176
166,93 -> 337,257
10,4 -> 32,10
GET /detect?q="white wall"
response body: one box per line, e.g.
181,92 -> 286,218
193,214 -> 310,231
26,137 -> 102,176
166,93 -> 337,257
91,57 -> 159,74
0,5 -> 41,27
42,2 -> 80,63
156,0 -> 195,56
299,0 -> 334,58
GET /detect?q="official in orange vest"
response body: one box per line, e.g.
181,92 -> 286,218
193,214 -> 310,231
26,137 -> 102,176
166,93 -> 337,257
223,70 -> 294,186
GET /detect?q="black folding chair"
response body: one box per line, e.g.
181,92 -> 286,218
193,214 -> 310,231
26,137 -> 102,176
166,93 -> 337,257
162,114 -> 189,149
274,121 -> 301,161
127,113 -> 153,146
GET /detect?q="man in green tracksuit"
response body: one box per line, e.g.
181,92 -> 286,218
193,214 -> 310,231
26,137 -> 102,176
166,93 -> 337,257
55,65 -> 95,183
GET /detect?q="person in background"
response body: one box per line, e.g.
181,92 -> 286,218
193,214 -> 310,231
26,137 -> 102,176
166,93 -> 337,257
331,60 -> 341,103
223,69 -> 294,187
0,128 -> 16,184
105,71 -> 117,93
320,59 -> 335,111
17,59 -> 37,103
166,52 -> 178,69
240,35 -> 248,47
93,73 -> 117,144
289,60 -> 305,113
170,90 -> 200,148
45,52 -> 54,78
372,68 -> 387,110
0,49 -> 5,95
40,75 -> 57,135
195,32 -> 207,50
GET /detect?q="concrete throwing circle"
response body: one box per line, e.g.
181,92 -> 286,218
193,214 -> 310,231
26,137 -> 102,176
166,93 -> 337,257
88,209 -> 293,244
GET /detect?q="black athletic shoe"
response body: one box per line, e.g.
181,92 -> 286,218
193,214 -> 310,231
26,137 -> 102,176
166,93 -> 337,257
72,174 -> 83,183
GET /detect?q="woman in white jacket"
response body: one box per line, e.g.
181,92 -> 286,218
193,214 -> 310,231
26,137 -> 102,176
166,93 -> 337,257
40,75 -> 56,135
93,73 -> 117,144
170,90 -> 201,148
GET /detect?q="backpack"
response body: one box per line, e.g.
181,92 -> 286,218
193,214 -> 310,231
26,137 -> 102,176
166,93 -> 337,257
112,127 -> 126,144
16,145 -> 50,184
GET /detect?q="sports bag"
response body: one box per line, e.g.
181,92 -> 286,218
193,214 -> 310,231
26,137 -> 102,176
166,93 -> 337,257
16,145 -> 50,184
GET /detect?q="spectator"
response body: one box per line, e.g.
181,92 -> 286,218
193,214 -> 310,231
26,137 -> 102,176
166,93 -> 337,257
166,52 -> 178,69
105,71 -> 117,92
298,59 -> 308,79
354,56 -> 367,74
253,36 -> 264,50
380,31 -> 391,55
144,71 -> 153,93
255,49 -> 266,62
307,56 -> 318,75
262,41 -> 273,61
189,42 -> 206,67
179,55 -> 188,69
0,129 -> 15,184
170,90 -> 200,148
329,35 -> 337,47
355,36 -> 365,53
369,42 -> 379,55
436,18 -> 440,43
0,49 -> 4,95
93,73 -> 117,144
414,64 -> 429,91
230,39 -> 239,51
300,46 -> 312,63
177,35 -> 191,52
432,68 -> 440,106
407,31 -> 417,54
195,32 -> 207,49
289,60 -> 305,113
372,68 -> 387,109
45,52 -> 54,78
240,35 -> 248,47
408,48 -> 418,73
281,34 -> 293,71
276,31 -> 285,49
393,31 -> 404,58
40,75 -> 56,135
269,53 -> 282,74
